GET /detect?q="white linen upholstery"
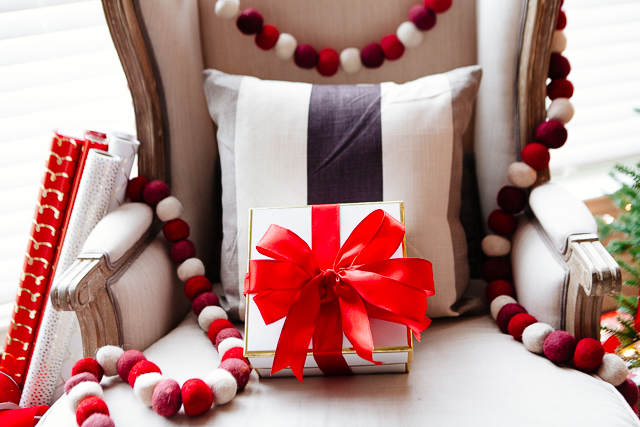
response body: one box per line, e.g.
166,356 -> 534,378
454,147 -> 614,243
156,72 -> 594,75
40,314 -> 639,426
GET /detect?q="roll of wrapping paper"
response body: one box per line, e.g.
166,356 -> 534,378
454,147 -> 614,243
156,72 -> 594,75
107,132 -> 139,213
20,150 -> 121,406
1,133 -> 82,387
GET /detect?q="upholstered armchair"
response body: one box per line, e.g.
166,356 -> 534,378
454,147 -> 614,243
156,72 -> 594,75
40,0 -> 635,425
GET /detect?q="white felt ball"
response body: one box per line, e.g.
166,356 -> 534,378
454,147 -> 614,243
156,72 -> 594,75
198,305 -> 228,332
177,258 -> 206,282
490,295 -> 517,320
522,323 -> 554,354
218,337 -> 245,359
340,48 -> 362,74
597,354 -> 629,386
275,33 -> 297,60
551,30 -> 567,53
134,372 -> 164,407
205,369 -> 237,405
67,381 -> 104,411
482,235 -> 511,257
214,0 -> 240,19
156,196 -> 183,222
396,21 -> 423,49
508,162 -> 538,188
547,98 -> 574,124
96,345 -> 124,377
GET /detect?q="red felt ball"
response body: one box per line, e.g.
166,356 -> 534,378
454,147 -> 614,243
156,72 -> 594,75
152,379 -> 182,418
508,313 -> 538,342
536,120 -> 568,149
142,180 -> 170,207
181,378 -> 213,417
208,319 -> 235,345
481,257 -> 512,282
380,35 -> 405,61
255,25 -> 279,50
192,292 -> 221,316
543,331 -> 576,364
294,44 -> 318,69
487,209 -> 517,236
221,347 -> 249,366
556,10 -> 567,30
496,303 -> 527,334
185,276 -> 213,301
236,8 -> 263,35
170,239 -> 196,263
548,53 -> 571,79
72,358 -> 104,382
486,279 -> 515,303
128,360 -> 161,387
573,337 -> 605,372
497,186 -> 527,214
409,5 -> 436,30
117,349 -> 146,382
76,396 -> 109,426
64,372 -> 98,394
521,142 -> 550,171
219,359 -> 252,392
424,0 -> 452,13
361,43 -> 385,69
162,219 -> 190,242
547,78 -> 574,100
126,176 -> 149,202
316,48 -> 340,77
82,413 -> 115,427
215,327 -> 243,348
616,378 -> 640,407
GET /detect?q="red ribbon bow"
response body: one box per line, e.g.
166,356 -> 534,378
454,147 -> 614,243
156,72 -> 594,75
244,205 -> 435,381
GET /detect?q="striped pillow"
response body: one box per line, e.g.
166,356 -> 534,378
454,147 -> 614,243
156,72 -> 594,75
203,66 -> 482,320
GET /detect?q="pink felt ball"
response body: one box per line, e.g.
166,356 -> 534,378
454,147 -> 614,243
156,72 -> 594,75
497,186 -> 527,214
219,359 -> 251,392
316,48 -> 340,77
170,239 -> 196,263
221,347 -> 249,366
255,25 -> 279,50
162,219 -> 190,242
128,360 -> 161,387
424,0 -> 452,13
543,331 -> 576,364
521,142 -> 550,171
152,379 -> 182,418
126,176 -> 149,202
547,78 -> 573,100
72,358 -> 104,382
208,319 -> 235,345
616,378 -> 640,407
294,44 -> 318,69
117,349 -> 146,382
487,209 -> 517,236
556,10 -> 567,30
185,276 -> 213,301
215,327 -> 243,348
65,372 -> 98,394
76,396 -> 109,426
82,414 -> 115,427
536,120 -> 568,149
496,303 -> 527,334
485,279 -> 515,303
409,5 -> 436,30
573,337 -> 605,372
508,313 -> 538,342
181,378 -> 213,417
142,180 -> 170,207
380,34 -> 405,61
481,257 -> 512,282
236,8 -> 263,35
361,43 -> 385,68
549,53 -> 571,79
192,292 -> 221,316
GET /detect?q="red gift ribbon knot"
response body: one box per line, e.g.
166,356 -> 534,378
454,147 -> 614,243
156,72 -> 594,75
244,205 -> 435,381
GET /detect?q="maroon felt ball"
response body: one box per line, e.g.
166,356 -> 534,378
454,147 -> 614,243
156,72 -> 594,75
65,372 -> 98,394
573,338 -> 605,372
424,0 -> 452,13
192,292 -> 221,316
117,349 -> 146,382
361,43 -> 385,69
481,257 -> 512,282
486,279 -> 515,303
221,347 -> 249,366
170,239 -> 196,263
409,5 -> 436,31
82,413 -> 115,427
380,35 -> 405,61
521,143 -> 550,171
76,396 -> 109,426
556,10 -> 566,30
549,53 -> 571,79
162,219 -> 190,242
185,276 -> 213,301
547,78 -> 574,100
126,176 -> 149,202
316,48 -> 340,77
294,44 -> 318,69
215,327 -> 243,348
543,331 -> 576,364
536,120 -> 568,149
508,313 -> 538,342
152,379 -> 182,418
219,359 -> 251,392
497,186 -> 527,214
236,8 -> 263,35
255,24 -> 279,50
181,378 -> 213,417
128,360 -> 161,387
208,319 -> 235,345
72,358 -> 104,382
616,378 -> 640,407
496,303 -> 527,334
487,209 -> 517,236
142,180 -> 170,207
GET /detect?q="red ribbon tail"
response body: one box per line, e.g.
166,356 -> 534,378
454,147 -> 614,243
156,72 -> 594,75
313,298 -> 352,376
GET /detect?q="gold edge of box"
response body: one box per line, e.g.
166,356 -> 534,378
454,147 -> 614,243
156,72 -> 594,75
249,201 -> 404,212
246,345 -> 412,359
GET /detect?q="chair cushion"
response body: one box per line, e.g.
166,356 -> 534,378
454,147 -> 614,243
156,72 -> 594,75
40,314 -> 639,426
203,66 -> 481,320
